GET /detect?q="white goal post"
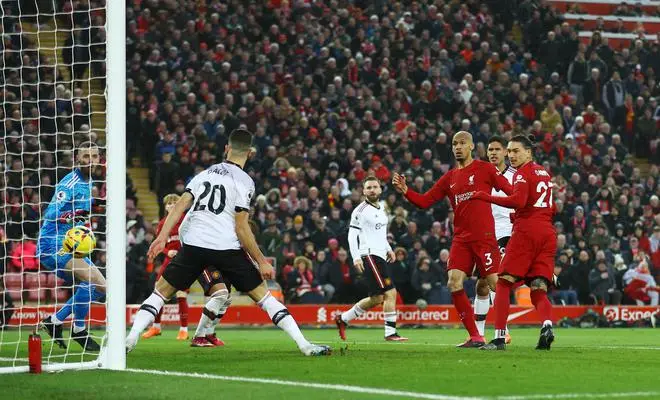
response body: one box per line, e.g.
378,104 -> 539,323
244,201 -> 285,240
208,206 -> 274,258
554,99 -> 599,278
0,0 -> 125,373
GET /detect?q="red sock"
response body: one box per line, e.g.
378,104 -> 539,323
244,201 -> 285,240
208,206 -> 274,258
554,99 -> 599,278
154,308 -> 163,324
494,279 -> 513,334
451,289 -> 482,340
177,297 -> 189,328
530,289 -> 552,324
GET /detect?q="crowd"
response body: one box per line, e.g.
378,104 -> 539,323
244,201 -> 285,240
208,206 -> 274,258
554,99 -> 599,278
2,0 -> 660,308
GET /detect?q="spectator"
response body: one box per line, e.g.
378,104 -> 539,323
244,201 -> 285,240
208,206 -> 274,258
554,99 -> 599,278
589,260 -> 622,305
411,256 -> 449,305
287,256 -> 324,304
623,261 -> 659,305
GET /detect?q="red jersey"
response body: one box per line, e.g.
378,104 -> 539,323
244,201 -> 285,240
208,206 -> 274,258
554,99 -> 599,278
482,161 -> 554,230
405,159 -> 512,242
156,214 -> 185,255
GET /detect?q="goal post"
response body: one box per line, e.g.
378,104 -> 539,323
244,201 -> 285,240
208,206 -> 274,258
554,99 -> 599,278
0,0 -> 125,373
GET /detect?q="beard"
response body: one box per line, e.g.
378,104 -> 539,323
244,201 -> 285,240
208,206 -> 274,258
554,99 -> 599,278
366,194 -> 380,203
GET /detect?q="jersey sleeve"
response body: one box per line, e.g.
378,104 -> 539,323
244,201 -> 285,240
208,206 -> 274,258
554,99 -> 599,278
349,208 -> 361,230
482,170 -> 529,209
185,173 -> 203,200
404,172 -> 450,209
235,176 -> 255,213
489,164 -> 513,195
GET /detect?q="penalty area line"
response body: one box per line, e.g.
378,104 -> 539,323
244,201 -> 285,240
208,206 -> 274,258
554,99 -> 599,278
125,368 -> 660,400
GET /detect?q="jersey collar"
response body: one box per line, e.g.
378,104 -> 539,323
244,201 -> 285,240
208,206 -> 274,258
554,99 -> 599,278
366,200 -> 380,209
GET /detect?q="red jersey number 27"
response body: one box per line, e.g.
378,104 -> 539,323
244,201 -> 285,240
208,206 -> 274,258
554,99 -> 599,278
533,182 -> 553,208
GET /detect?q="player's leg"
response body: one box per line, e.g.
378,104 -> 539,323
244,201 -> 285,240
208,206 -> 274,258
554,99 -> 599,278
473,278 -> 490,337
336,294 -> 383,340
127,246 -> 203,352
448,243 -> 484,347
175,290 -> 189,340
192,268 -> 229,347
382,288 -> 407,341
529,277 -> 554,350
143,260 -> 169,339
41,255 -> 104,351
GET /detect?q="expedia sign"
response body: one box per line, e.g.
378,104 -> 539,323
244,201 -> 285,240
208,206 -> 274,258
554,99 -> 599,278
602,306 -> 660,322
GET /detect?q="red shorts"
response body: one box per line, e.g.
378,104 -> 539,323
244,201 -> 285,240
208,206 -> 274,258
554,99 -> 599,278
499,227 -> 556,283
448,239 -> 501,277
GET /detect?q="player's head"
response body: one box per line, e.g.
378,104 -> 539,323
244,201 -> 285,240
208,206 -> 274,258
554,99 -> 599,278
226,128 -> 254,160
487,136 -> 508,167
75,141 -> 100,175
362,175 -> 382,203
163,193 -> 181,214
507,134 -> 534,168
452,131 -> 474,163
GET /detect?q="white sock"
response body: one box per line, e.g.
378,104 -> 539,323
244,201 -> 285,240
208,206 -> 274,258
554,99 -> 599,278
195,290 -> 228,338
341,304 -> 365,323
152,323 -> 161,330
72,324 -> 85,334
258,293 -> 310,349
495,328 -> 507,340
474,295 -> 490,337
51,314 -> 63,325
179,326 -> 188,332
127,292 -> 166,342
206,295 -> 231,336
384,311 -> 397,337
543,320 -> 553,328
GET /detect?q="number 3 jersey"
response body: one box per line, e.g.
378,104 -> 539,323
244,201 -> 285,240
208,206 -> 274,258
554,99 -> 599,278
179,161 -> 255,251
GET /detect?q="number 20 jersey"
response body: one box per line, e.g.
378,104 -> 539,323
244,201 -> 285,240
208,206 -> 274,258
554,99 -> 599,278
179,161 -> 255,251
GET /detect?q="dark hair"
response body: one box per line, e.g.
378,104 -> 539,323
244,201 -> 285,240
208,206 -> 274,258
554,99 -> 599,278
363,175 -> 381,186
487,135 -> 507,148
229,128 -> 254,153
510,134 -> 535,150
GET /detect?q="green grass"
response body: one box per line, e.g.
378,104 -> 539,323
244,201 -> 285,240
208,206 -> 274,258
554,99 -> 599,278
1,328 -> 659,399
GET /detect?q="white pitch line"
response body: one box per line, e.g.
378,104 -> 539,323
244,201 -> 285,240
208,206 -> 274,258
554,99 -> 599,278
126,368 -> 482,400
126,368 -> 660,400
343,341 -> 660,351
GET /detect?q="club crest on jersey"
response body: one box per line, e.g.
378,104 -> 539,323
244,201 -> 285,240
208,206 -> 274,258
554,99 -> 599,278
375,222 -> 385,230
468,175 -> 475,185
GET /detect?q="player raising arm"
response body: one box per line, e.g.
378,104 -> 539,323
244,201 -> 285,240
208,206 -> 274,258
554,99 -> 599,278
470,135 -> 556,350
126,129 -> 330,356
392,131 -> 512,348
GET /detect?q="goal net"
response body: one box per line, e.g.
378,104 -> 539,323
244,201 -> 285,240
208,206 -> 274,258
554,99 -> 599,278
0,0 -> 125,373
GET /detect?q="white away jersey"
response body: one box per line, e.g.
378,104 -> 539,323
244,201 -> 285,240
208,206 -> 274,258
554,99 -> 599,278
179,162 -> 255,251
491,165 -> 515,240
348,201 -> 392,261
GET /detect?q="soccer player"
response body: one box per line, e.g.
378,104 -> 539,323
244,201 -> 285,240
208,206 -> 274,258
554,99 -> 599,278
143,194 -> 230,347
142,194 -> 191,341
470,135 -> 556,350
392,131 -> 512,347
126,129 -> 330,356
335,176 -> 407,342
472,136 -> 515,342
38,142 -> 105,351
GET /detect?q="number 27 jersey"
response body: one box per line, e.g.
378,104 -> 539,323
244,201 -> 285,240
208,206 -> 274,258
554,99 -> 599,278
510,161 -> 554,230
179,162 -> 255,251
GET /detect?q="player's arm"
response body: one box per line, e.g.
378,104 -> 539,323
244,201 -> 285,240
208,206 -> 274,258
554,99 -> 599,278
147,193 -> 192,259
396,173 -> 449,209
235,211 -> 274,280
347,211 -> 364,272
473,173 -> 529,209
491,166 -> 513,195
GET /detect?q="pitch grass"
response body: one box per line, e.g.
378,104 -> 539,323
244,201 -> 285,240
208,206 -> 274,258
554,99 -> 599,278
1,328 -> 659,399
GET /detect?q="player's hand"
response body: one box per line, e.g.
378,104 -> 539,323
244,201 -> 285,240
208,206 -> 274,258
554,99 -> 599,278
354,259 -> 365,273
392,173 -> 408,194
167,250 -> 178,258
471,191 -> 488,201
386,250 -> 396,263
147,235 -> 166,260
258,262 -> 275,280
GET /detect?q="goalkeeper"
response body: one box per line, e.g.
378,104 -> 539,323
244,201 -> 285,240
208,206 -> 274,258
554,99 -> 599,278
37,142 -> 106,352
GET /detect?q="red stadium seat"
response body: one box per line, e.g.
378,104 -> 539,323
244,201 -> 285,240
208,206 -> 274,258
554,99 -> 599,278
3,273 -> 23,302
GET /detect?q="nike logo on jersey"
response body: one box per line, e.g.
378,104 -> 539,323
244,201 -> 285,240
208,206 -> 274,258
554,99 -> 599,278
450,184 -> 456,188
